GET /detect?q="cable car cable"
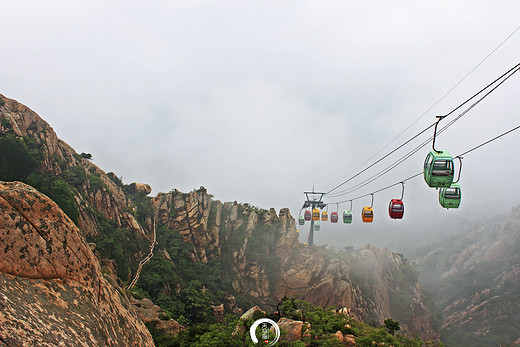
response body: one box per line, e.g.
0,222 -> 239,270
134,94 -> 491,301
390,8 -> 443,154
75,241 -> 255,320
325,64 -> 520,198
325,123 -> 520,205
324,122 -> 435,194
324,62 -> 520,196
457,124 -> 520,157
321,27 -> 520,191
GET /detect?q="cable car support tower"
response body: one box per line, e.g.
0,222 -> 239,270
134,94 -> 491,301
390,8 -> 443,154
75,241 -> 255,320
302,190 -> 326,246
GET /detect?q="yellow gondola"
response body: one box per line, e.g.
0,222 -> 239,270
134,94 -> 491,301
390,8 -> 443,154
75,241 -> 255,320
362,207 -> 374,223
321,211 -> 328,221
312,208 -> 320,221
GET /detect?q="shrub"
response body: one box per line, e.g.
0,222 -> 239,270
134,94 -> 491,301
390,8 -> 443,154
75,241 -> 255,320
27,173 -> 80,225
0,134 -> 42,181
64,165 -> 87,189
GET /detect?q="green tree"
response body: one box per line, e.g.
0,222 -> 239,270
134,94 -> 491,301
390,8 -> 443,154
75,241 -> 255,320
64,165 -> 87,189
0,134 -> 41,181
384,318 -> 400,335
27,173 -> 79,225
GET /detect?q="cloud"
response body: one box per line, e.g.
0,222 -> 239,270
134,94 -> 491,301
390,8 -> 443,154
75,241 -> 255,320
2,0 -> 520,251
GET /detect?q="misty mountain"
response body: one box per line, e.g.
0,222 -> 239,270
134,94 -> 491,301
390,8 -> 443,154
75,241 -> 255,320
0,93 -> 441,345
416,206 -> 520,346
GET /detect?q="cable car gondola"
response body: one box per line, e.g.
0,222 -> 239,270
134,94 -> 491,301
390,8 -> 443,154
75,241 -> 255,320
362,207 -> 374,223
343,211 -> 352,224
423,150 -> 454,188
298,216 -> 305,225
439,183 -> 461,209
321,211 -> 328,221
312,208 -> 320,221
343,201 -> 353,224
331,212 -> 338,223
362,194 -> 374,223
423,116 -> 454,188
439,156 -> 463,209
389,182 -> 405,220
314,221 -> 320,231
389,200 -> 404,219
304,210 -> 311,221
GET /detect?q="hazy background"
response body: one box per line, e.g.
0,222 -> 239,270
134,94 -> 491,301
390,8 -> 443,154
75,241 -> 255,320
2,0 -> 519,254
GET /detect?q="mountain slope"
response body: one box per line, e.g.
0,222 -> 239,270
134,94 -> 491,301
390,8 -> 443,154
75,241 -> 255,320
417,206 -> 520,345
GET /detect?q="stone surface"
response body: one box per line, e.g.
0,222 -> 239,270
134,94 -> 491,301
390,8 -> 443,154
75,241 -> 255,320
0,181 -> 154,346
131,296 -> 182,335
276,318 -> 311,343
240,305 -> 266,320
128,182 -> 152,195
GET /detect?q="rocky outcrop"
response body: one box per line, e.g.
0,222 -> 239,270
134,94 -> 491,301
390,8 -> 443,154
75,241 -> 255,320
128,183 -> 152,195
276,318 -> 311,343
332,331 -> 357,346
0,181 -> 154,346
276,244 -> 438,340
417,206 -> 520,344
153,187 -> 439,340
131,297 -> 183,335
0,94 -> 150,241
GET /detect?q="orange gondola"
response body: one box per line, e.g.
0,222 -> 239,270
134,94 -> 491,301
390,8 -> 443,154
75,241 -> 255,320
362,194 -> 374,223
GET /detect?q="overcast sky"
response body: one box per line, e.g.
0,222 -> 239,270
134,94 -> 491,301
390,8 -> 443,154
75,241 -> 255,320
2,1 -> 520,250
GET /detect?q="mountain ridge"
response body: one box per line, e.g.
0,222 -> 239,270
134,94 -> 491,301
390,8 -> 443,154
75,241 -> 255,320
417,205 -> 520,345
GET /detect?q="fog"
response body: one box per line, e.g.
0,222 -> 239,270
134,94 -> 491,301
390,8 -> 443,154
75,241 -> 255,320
2,1 -> 519,256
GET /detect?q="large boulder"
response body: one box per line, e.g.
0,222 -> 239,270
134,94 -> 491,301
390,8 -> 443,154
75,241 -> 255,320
276,318 -> 311,343
0,181 -> 154,346
128,182 -> 152,195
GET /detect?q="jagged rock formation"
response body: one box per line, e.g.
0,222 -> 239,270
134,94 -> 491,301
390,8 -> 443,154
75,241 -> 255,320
153,187 -> 438,340
0,181 -> 154,346
417,206 -> 520,344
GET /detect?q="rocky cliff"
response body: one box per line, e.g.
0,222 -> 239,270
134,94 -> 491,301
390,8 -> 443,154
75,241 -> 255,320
0,181 -> 154,346
0,93 -> 149,241
153,187 -> 439,340
0,94 -> 439,342
417,206 -> 520,345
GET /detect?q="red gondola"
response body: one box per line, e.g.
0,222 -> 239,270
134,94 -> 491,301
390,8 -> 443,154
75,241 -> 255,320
331,212 -> 338,223
304,210 -> 311,221
389,199 -> 404,219
389,182 -> 405,220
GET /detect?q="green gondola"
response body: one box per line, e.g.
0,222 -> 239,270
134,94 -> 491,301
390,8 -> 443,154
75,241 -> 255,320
314,221 -> 320,231
423,150 -> 454,188
298,216 -> 305,225
439,183 -> 461,209
343,211 -> 352,224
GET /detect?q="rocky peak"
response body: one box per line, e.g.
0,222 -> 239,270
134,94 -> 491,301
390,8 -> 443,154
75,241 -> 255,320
0,94 -> 151,243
